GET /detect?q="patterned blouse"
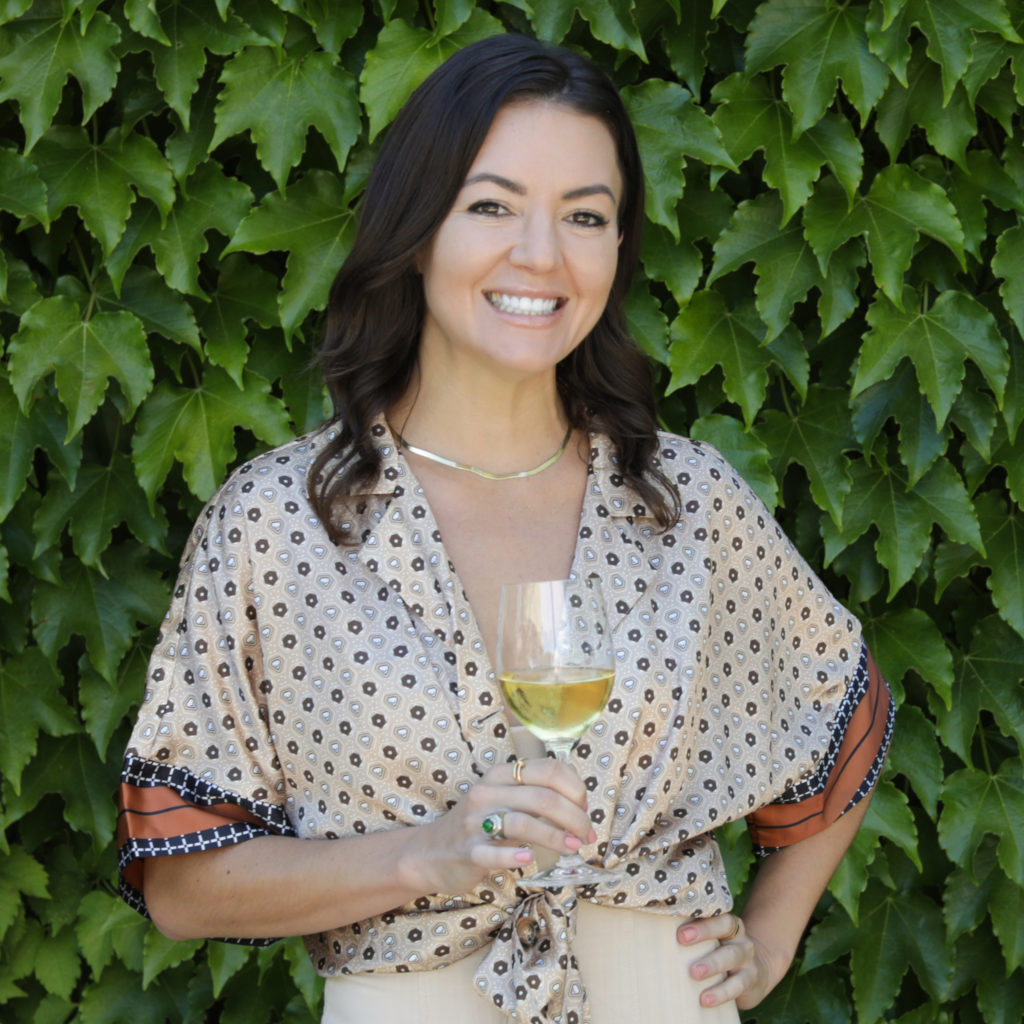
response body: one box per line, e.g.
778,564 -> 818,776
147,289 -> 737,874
118,421 -> 893,1024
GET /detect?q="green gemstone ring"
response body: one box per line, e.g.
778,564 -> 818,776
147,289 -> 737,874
481,812 -> 506,840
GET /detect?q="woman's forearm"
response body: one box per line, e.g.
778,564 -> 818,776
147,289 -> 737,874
739,794 -> 872,992
143,828 -> 434,941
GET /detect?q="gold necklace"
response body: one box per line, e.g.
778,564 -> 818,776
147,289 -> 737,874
388,421 -> 572,481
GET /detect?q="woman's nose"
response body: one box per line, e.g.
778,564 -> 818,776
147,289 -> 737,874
509,214 -> 563,272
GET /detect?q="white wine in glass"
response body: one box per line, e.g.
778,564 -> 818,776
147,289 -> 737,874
497,578 -> 621,889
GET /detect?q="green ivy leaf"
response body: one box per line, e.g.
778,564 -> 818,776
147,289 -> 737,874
992,428 -> 1024,511
899,0 -> 1022,104
30,126 -> 174,256
165,64 -> 219,183
817,238 -> 865,338
624,79 -> 735,238
94,265 -> 201,351
359,11 -> 504,141
689,414 -> 778,510
149,0 -> 261,129
640,222 -> 701,310
755,961 -> 853,1023
875,43 -> 976,170
212,46 -> 360,191
3,733 -> 118,845
667,291 -> 774,426
826,456 -> 983,596
32,547 -> 167,682
855,288 -> 1008,428
934,612 -> 1024,767
33,924 -> 82,1000
577,0 -> 645,60
206,942 -> 252,999
712,73 -> 862,223
33,454 -> 168,570
224,169 -> 356,337
709,192 -> 823,341
976,489 -> 1024,637
7,296 -> 153,440
623,278 -> 669,364
0,378 -> 79,521
0,4 -> 120,150
803,168 -> 965,306
885,703 -> 944,818
944,837 -> 999,943
0,847 -> 48,940
197,253 -> 281,386
142,928 -> 205,989
131,367 -> 292,502
939,761 -> 1024,887
109,161 -> 253,297
78,645 -> 147,759
993,221 -> 1024,337
852,363 -> 950,485
0,646 -> 77,795
745,0 -> 891,134
756,386 -> 855,526
862,607 -> 954,711
663,0 -> 712,95
76,891 -> 149,978
850,878 -> 954,1020
0,144 -> 48,223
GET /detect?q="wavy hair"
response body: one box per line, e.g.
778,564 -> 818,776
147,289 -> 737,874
309,33 -> 679,538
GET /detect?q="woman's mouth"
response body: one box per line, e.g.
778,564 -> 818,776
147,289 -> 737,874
485,292 -> 563,316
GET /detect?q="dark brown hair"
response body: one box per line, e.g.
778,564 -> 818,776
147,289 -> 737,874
309,33 -> 678,537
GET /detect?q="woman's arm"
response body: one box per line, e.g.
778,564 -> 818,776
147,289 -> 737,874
143,756 -> 595,941
676,791 -> 872,1010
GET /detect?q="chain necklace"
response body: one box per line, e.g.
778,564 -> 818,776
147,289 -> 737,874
388,421 -> 572,481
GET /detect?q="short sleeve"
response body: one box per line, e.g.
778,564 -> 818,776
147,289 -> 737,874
745,645 -> 893,855
117,480 -> 296,931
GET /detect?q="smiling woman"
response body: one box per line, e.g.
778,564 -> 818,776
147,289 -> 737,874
116,32 -> 892,1024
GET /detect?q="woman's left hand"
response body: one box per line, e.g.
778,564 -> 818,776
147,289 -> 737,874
676,913 -> 789,1010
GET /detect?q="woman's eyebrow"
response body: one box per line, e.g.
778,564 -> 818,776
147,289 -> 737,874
464,172 -> 616,203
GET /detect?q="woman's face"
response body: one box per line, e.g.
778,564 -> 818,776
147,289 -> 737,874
417,100 -> 623,383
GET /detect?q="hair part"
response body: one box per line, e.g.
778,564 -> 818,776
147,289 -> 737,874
309,34 -> 679,538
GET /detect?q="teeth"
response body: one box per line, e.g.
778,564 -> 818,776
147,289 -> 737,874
487,292 -> 559,315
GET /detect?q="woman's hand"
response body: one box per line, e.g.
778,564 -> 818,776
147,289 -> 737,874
676,913 -> 790,1010
400,756 -> 597,897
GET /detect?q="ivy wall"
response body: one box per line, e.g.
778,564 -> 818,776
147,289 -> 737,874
1,0 -> 1023,1021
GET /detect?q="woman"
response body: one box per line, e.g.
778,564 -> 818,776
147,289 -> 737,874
118,34 -> 893,1023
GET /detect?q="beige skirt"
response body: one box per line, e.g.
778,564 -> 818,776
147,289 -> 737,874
322,900 -> 740,1023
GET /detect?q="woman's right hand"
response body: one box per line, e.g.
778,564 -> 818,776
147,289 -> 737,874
400,756 -> 597,896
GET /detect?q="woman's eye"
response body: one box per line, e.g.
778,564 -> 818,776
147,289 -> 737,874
568,211 -> 609,228
468,200 -> 508,217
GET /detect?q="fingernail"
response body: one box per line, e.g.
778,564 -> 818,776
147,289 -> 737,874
681,926 -> 698,943
692,963 -> 708,980
514,848 -> 533,863
702,994 -> 717,1008
564,835 -> 583,852
587,828 -> 597,844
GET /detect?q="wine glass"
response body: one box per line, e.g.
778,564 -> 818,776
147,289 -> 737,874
496,577 -> 621,889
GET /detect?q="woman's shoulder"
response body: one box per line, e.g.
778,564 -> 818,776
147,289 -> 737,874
181,429 -> 339,560
652,429 -> 751,491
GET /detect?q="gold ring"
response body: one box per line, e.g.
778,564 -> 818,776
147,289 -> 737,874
512,758 -> 526,785
723,916 -> 741,941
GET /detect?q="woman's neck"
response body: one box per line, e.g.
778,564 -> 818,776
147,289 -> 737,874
388,365 -> 571,479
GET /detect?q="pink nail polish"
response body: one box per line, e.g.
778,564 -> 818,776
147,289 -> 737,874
564,835 -> 583,852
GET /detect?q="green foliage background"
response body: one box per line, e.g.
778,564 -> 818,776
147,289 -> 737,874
1,0 -> 1023,1020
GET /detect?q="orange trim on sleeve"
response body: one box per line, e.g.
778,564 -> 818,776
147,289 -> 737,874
746,649 -> 892,850
117,782 -> 267,894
